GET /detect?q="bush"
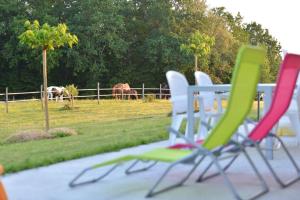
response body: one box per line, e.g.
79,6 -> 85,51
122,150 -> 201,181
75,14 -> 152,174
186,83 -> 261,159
60,104 -> 72,111
4,128 -> 78,144
4,130 -> 52,144
144,94 -> 156,103
64,84 -> 78,108
48,128 -> 78,138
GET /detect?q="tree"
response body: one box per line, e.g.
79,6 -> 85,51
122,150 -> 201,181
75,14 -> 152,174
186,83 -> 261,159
0,0 -> 282,90
64,84 -> 78,108
180,31 -> 215,72
19,20 -> 78,131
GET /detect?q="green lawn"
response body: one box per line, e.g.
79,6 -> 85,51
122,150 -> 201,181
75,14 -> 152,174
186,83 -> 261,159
0,100 -> 171,172
0,99 -> 261,173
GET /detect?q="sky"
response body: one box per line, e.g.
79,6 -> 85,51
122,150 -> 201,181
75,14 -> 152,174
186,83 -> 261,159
205,0 -> 300,54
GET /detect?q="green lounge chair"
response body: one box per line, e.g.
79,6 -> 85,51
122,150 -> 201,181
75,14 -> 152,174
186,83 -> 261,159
69,45 -> 267,199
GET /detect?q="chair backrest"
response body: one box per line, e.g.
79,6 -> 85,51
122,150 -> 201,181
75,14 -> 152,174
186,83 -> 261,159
166,71 -> 189,113
249,54 -> 300,141
202,45 -> 266,150
194,71 -> 215,110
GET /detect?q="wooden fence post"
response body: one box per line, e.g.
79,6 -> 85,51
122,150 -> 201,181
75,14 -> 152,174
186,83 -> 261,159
5,87 -> 8,113
40,85 -> 44,110
159,84 -> 162,99
97,82 -> 100,104
142,83 -> 145,99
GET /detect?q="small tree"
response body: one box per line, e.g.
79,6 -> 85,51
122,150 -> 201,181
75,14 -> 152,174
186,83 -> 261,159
180,31 -> 215,72
65,84 -> 78,108
19,20 -> 78,131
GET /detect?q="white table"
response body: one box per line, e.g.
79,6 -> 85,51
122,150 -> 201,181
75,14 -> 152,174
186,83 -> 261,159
187,83 -> 276,159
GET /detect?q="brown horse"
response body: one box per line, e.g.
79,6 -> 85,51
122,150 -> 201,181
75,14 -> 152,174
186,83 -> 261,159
129,89 -> 138,100
112,83 -> 131,99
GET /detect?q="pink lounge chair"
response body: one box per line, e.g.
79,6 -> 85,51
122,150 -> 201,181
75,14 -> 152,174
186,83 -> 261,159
247,53 -> 300,187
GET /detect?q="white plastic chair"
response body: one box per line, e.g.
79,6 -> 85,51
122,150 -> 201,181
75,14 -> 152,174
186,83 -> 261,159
194,71 -> 223,139
166,71 -> 223,144
166,71 -> 190,144
195,71 -> 251,141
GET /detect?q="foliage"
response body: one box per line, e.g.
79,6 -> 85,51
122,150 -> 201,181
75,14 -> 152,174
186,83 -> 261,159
144,94 -> 156,103
19,20 -> 78,50
180,32 -> 215,57
245,22 -> 281,82
0,0 -> 282,91
180,31 -> 215,71
64,84 -> 78,107
65,84 -> 78,97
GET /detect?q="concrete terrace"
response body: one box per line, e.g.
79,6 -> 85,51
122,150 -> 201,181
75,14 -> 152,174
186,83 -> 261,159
3,139 -> 300,200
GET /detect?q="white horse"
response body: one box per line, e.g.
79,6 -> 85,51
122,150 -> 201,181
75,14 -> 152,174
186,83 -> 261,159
47,86 -> 69,102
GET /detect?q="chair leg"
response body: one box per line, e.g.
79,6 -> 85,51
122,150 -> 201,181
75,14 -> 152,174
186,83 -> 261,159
210,155 -> 242,200
240,147 -> 269,198
197,117 -> 209,140
169,114 -> 185,144
209,150 -> 268,200
125,160 -> 158,175
287,112 -> 300,144
256,135 -> 300,188
197,154 -> 238,182
146,155 -> 205,198
69,164 -> 120,187
243,121 -> 249,136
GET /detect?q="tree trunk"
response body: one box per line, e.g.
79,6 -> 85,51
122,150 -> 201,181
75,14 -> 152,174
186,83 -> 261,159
43,49 -> 49,131
194,55 -> 198,72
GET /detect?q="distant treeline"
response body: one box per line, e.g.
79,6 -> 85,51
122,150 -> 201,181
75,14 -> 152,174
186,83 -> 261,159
0,0 -> 282,91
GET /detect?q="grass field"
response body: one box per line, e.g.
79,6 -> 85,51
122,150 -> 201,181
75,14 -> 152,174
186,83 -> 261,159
0,100 -> 172,173
0,99 -> 262,173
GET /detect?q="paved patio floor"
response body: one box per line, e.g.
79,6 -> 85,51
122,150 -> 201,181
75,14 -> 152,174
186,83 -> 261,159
3,139 -> 300,200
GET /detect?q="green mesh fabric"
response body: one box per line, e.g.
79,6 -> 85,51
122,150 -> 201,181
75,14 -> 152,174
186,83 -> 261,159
202,45 -> 266,150
92,148 -> 193,169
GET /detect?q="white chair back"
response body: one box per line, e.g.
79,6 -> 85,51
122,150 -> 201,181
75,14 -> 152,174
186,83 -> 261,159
194,71 -> 215,110
166,71 -> 189,113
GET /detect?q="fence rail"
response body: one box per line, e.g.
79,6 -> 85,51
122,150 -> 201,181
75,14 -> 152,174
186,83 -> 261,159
0,83 -> 170,113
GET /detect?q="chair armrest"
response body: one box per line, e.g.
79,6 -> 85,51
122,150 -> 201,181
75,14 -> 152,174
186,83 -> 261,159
169,95 -> 187,103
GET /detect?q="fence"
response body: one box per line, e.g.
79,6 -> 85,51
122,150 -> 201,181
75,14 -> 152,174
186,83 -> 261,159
0,83 -> 170,113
